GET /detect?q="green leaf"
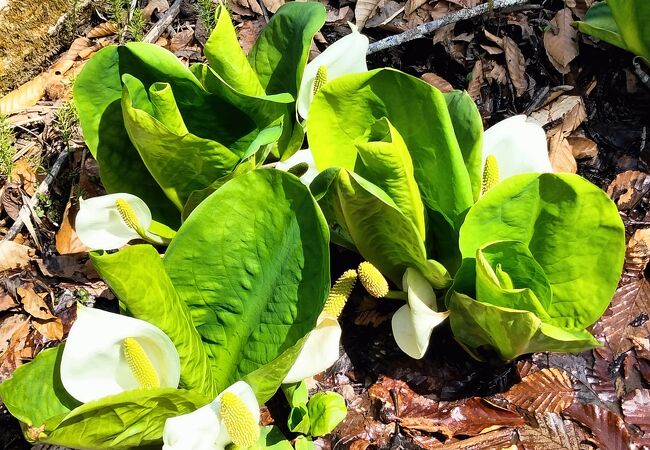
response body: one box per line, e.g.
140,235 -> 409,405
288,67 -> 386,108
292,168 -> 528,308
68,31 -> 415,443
287,404 -> 311,434
574,1 -> 626,50
354,117 -> 426,239
283,381 -> 309,407
307,391 -> 347,437
474,240 -> 553,320
90,245 -> 217,397
163,170 -> 330,397
447,291 -> 600,361
204,4 -> 265,96
459,173 -> 625,329
41,388 -> 209,449
121,76 -> 243,209
443,90 -> 483,201
73,45 -> 178,226
248,426 -> 293,450
248,2 -> 326,97
309,68 -> 474,228
606,0 -> 650,62
0,346 -> 79,430
294,436 -> 317,450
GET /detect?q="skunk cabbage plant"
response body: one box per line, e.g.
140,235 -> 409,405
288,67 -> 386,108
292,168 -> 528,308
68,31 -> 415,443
74,2 -> 328,228
574,0 -> 650,63
447,173 -> 625,361
0,170 -> 330,448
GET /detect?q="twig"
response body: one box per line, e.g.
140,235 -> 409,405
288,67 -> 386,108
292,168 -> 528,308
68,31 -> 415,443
367,0 -> 532,55
633,57 -> 650,91
3,149 -> 69,242
143,0 -> 182,43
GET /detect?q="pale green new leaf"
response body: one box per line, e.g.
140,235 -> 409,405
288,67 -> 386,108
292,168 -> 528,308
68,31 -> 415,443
307,391 -> 347,437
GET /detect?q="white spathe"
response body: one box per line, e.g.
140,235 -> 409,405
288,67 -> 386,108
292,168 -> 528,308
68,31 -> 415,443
60,304 -> 181,403
75,193 -> 152,250
482,115 -> 552,182
275,148 -> 319,185
297,23 -> 369,119
282,315 -> 341,384
392,268 -> 449,359
163,381 -> 260,450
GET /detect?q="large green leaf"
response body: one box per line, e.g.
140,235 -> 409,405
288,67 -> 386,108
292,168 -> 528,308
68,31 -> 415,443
459,173 -> 625,329
448,292 -> 600,361
353,117 -> 426,239
248,2 -> 326,97
0,346 -> 79,430
443,90 -> 483,201
607,0 -> 650,62
316,168 -> 448,288
90,245 -> 217,397
204,4 -> 265,96
0,345 -> 209,449
121,76 -> 243,209
41,388 -> 209,449
73,45 -> 178,225
163,169 -> 330,394
308,68 -> 474,228
307,391 -> 347,437
574,1 -> 626,50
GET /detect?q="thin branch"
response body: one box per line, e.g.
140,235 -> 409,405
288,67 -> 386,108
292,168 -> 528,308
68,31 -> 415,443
367,0 -> 532,55
143,0 -> 182,43
3,148 -> 69,242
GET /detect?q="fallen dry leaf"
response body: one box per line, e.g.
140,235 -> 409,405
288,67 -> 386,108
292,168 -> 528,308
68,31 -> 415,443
544,8 -> 579,74
467,59 -> 484,101
421,73 -> 454,92
142,0 -> 169,21
567,134 -> 598,159
502,35 -> 527,97
607,171 -> 650,210
355,0 -> 381,30
0,315 -> 31,381
9,159 -> 38,195
0,240 -> 33,272
625,228 -> 650,277
169,29 -> 195,53
565,402 -> 630,450
56,199 -> 90,255
530,95 -> 585,128
0,289 -> 17,313
549,131 -> 578,173
87,22 -> 117,38
592,279 -> 650,356
32,317 -> 64,341
504,368 -> 574,413
17,286 -> 54,320
237,16 -> 266,54
517,413 -> 588,449
260,0 -> 283,13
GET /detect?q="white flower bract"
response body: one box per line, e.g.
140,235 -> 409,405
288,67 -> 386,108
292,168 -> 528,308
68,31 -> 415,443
60,304 -> 181,403
163,381 -> 260,450
392,268 -> 449,359
482,115 -> 552,182
275,148 -> 319,185
75,193 -> 152,250
297,23 -> 369,119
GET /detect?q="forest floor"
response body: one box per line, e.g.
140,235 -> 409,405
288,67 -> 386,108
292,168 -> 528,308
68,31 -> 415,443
0,0 -> 649,448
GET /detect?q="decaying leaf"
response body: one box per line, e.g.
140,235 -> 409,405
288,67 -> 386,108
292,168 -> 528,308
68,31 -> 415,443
32,316 -> 64,341
592,279 -> 650,357
56,198 -> 89,255
468,59 -> 484,101
625,228 -> 650,277
543,8 -> 579,74
17,286 -> 54,320
170,29 -> 195,53
0,241 -> 33,272
421,73 -> 454,92
260,0 -> 284,13
0,314 -> 31,381
142,0 -> 170,21
529,95 -> 585,128
332,392 -> 394,448
355,0 -> 381,30
502,35 -> 527,97
87,22 -> 117,38
607,171 -> 650,210
586,346 -> 620,405
517,413 -> 588,449
567,134 -> 598,159
565,402 -> 630,450
622,389 -> 650,437
504,368 -> 574,413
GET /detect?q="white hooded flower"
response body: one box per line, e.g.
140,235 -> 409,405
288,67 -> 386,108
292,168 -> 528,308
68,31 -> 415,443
275,148 -> 319,185
75,193 -> 152,250
481,115 -> 552,188
391,268 -> 449,359
163,381 -> 260,450
297,23 -> 369,119
60,304 -> 181,403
